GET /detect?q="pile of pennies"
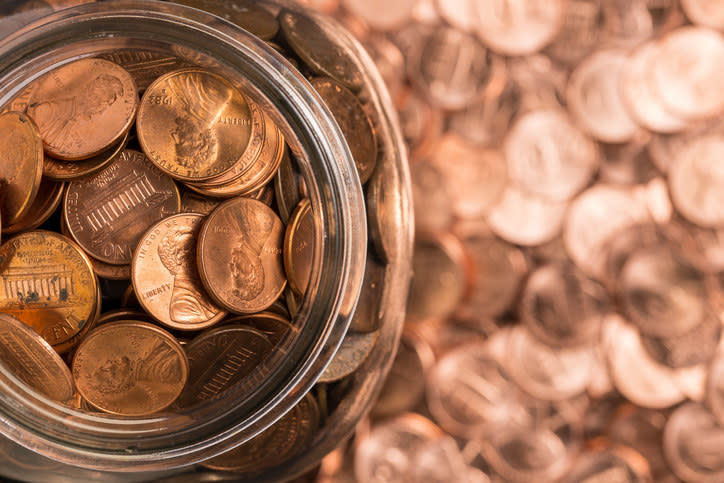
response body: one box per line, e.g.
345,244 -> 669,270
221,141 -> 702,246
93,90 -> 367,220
295,1 -> 724,482
0,2 -> 393,476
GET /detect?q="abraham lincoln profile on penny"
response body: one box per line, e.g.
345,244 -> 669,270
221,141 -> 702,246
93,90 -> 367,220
227,203 -> 276,301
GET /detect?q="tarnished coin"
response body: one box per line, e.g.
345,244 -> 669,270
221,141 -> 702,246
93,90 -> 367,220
170,0 -> 279,40
279,8 -> 363,91
0,313 -> 74,403
3,178 -> 63,234
309,77 -> 377,184
173,324 -> 273,408
226,312 -> 295,346
274,150 -> 303,224
342,0 -> 416,30
198,197 -> 286,314
72,321 -> 188,416
0,231 -> 98,353
133,213 -> 225,331
64,149 -> 181,265
42,129 -> 128,181
663,403 -> 724,482
366,148 -> 404,264
137,68 -> 253,182
0,111 -> 44,226
349,251 -> 386,333
318,329 -> 378,383
97,50 -> 194,93
283,199 -> 314,297
410,160 -> 454,234
201,393 -> 319,473
26,58 -> 138,160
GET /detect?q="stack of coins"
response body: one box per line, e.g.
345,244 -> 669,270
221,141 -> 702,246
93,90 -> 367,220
290,1 -> 724,482
0,2 -> 398,477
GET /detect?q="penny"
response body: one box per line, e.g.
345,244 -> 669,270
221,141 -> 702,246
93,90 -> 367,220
366,148 -> 404,264
72,321 -> 188,416
663,403 -> 724,482
435,0 -> 477,32
309,77 -> 377,184
97,50 -> 194,93
283,199 -> 315,297
473,0 -> 565,56
63,149 -> 181,265
95,308 -> 152,326
198,197 -> 286,314
179,191 -> 219,215
133,213 -> 225,331
26,58 -> 138,160
2,178 -> 63,235
226,312 -> 296,346
42,129 -> 128,181
545,0 -> 605,66
201,393 -> 319,473
599,223 -> 668,293
349,252 -> 386,334
317,329 -> 378,383
361,35 -> 405,100
562,448 -> 652,483
0,111 -> 44,226
169,0 -> 279,40
504,109 -> 599,202
137,68 -> 253,182
173,324 -> 272,408
641,310 -> 721,368
410,160 -> 453,234
0,313 -> 74,403
567,50 -> 639,143
681,0 -> 724,30
395,88 -> 444,160
520,263 -> 608,348
0,83 -> 36,115
279,8 -> 363,91
0,231 -> 98,353
598,135 -> 661,187
274,150 -> 302,225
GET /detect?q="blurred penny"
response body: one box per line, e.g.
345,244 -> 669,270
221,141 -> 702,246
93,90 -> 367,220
42,129 -> 128,181
0,231 -> 98,353
0,111 -> 44,226
317,329 -> 379,383
641,310 -> 721,368
63,149 -> 181,265
0,313 -> 74,403
706,352 -> 724,428
663,403 -> 724,482
274,150 -> 302,224
3,178 -> 63,235
133,213 -> 225,331
349,252 -> 386,333
169,0 -> 279,40
309,77 -> 377,184
26,58 -> 138,160
410,160 -> 453,234
198,197 -> 286,314
179,191 -> 219,215
72,321 -> 188,416
284,199 -> 315,297
342,0 -> 416,30
562,448 -> 652,483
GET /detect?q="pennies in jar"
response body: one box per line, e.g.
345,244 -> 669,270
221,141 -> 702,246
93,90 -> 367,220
132,213 -> 225,331
42,129 -> 128,182
63,149 -> 181,265
0,231 -> 98,354
283,198 -> 314,297
0,111 -> 44,226
72,321 -> 188,416
198,197 -> 286,314
137,68 -> 253,182
26,58 -> 138,160
2,178 -> 64,235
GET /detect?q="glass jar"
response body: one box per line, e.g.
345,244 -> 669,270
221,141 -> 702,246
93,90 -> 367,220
0,1 -> 412,480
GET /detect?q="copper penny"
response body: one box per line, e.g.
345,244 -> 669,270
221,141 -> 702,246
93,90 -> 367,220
309,77 -> 377,184
179,191 -> 219,215
133,213 -> 225,331
173,324 -> 273,408
137,68 -> 253,182
198,197 -> 286,314
663,403 -> 724,482
3,178 -> 64,235
72,321 -> 188,416
366,147 -> 404,264
274,150 -> 302,225
97,49 -> 194,93
226,312 -> 296,346
349,251 -> 386,333
0,231 -> 98,353
0,313 -> 74,403
283,198 -> 315,297
169,0 -> 280,40
64,149 -> 181,265
26,58 -> 138,160
42,127 -> 128,182
0,111 -> 44,226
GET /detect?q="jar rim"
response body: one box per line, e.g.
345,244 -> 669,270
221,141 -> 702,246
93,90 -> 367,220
0,0 -> 366,471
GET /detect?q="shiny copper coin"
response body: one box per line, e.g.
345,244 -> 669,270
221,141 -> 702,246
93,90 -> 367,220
283,199 -> 314,297
42,129 -> 128,181
279,8 -> 363,91
3,178 -> 63,235
26,58 -> 138,160
198,197 -> 286,314
64,149 -> 181,265
0,313 -> 74,403
72,321 -> 188,416
0,231 -> 98,353
133,213 -> 225,331
226,312 -> 295,346
0,111 -> 44,226
90,256 -> 131,281
173,324 -> 273,408
663,403 -> 724,482
137,68 -> 253,182
309,77 -> 377,184
318,329 -> 379,383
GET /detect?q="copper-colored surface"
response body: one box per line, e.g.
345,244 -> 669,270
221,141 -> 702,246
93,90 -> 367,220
283,198 -> 314,297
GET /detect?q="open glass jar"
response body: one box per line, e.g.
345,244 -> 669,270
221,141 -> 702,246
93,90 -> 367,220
0,1 -> 412,481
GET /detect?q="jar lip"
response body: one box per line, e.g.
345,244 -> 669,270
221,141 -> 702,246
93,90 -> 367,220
0,0 -> 366,471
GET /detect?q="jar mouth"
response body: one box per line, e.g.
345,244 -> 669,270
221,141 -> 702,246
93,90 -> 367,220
0,0 -> 366,471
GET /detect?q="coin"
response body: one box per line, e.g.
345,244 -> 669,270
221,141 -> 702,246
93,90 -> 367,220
133,213 -> 225,331
318,329 -> 378,383
172,324 -> 272,408
198,197 -> 286,314
137,68 -> 253,182
64,149 -> 181,265
279,8 -> 363,91
349,252 -> 386,333
0,83 -> 36,115
342,0 -> 415,30
274,150 -> 302,225
97,49 -> 194,93
26,58 -> 138,160
366,149 -> 403,264
170,0 -> 279,40
562,448 -> 652,483
640,310 -> 721,368
0,111 -> 44,226
72,321 -> 188,416
545,0 -> 605,66
663,403 -> 724,482
410,160 -> 454,234
0,313 -> 74,403
283,199 -> 314,297
2,178 -> 63,235
309,77 -> 377,184
226,312 -> 296,346
0,230 -> 98,353
42,129 -> 128,181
